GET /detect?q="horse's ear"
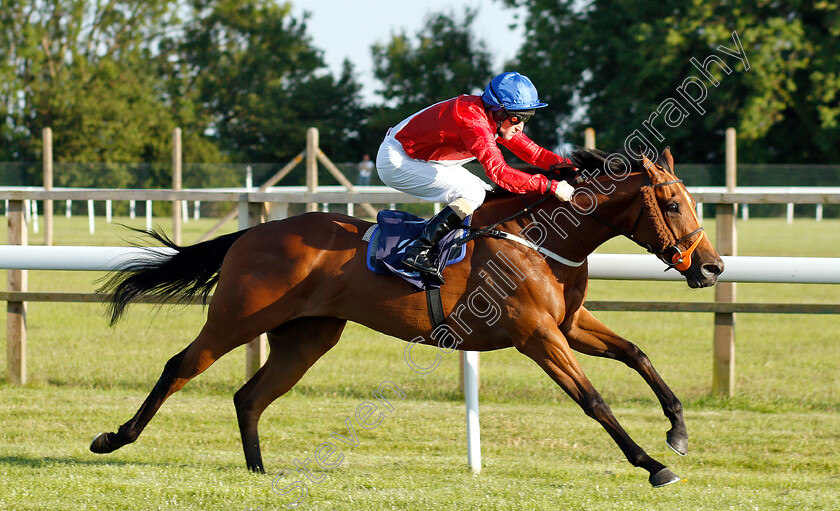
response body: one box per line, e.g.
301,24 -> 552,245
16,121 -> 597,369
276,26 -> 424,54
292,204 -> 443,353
662,147 -> 675,172
641,154 -> 657,173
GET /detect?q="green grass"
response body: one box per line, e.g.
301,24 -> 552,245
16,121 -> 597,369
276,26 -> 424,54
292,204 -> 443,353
0,216 -> 839,510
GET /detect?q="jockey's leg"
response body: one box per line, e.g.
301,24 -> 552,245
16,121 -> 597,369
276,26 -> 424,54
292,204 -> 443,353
399,204 -> 465,284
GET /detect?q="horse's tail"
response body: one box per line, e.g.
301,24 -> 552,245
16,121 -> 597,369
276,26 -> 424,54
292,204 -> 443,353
98,227 -> 251,325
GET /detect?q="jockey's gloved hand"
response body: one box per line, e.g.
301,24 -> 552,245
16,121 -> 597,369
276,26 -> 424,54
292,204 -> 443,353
548,180 -> 575,202
548,163 -> 579,183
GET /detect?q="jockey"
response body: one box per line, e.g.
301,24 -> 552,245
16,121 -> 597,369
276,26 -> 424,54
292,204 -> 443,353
376,71 -> 576,284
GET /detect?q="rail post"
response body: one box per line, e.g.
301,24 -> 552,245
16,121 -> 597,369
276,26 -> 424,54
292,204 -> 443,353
306,128 -> 319,213
172,127 -> 182,245
6,200 -> 28,385
239,198 -> 267,379
713,128 -> 738,396
43,128 -> 54,246
584,127 -> 596,149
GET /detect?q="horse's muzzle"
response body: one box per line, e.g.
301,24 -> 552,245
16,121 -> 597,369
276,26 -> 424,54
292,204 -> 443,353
686,258 -> 724,288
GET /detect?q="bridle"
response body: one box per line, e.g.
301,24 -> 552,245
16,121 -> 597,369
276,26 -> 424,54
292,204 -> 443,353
585,164 -> 706,272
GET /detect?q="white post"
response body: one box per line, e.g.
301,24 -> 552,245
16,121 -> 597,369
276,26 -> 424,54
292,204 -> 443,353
181,200 -> 189,223
816,203 -> 823,222
696,203 -> 703,224
347,203 -> 354,216
65,200 -> 72,218
322,202 -> 329,212
87,199 -> 95,234
786,203 -> 794,224
193,201 -> 200,220
741,204 -> 749,221
246,166 -> 253,190
146,200 -> 153,231
31,201 -> 39,234
129,200 -> 136,219
172,127 -> 182,245
464,351 -> 481,473
105,200 -> 112,223
23,199 -> 31,224
4,200 -> 8,217
42,127 -> 53,246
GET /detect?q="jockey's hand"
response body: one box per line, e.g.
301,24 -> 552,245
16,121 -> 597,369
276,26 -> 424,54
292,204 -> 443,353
549,163 -> 579,183
549,180 -> 575,202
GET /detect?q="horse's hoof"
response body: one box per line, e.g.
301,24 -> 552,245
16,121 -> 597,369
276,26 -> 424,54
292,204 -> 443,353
90,432 -> 114,454
666,430 -> 688,456
649,467 -> 680,488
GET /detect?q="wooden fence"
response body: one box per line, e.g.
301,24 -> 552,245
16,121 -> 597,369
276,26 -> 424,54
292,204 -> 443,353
2,127 -> 839,395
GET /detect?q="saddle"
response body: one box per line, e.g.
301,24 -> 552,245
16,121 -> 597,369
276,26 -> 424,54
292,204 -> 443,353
363,210 -> 470,291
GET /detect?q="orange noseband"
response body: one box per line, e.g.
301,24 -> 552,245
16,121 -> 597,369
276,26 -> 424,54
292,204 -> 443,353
671,231 -> 705,271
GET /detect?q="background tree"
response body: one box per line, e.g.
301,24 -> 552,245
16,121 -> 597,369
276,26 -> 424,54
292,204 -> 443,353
504,0 -> 840,164
0,1 -> 226,186
362,9 -> 495,155
178,0 -> 365,177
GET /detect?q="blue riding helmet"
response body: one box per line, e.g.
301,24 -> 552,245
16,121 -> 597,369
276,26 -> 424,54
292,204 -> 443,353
481,72 -> 548,112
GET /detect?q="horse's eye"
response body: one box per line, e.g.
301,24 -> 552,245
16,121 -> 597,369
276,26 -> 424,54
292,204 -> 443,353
666,202 -> 680,214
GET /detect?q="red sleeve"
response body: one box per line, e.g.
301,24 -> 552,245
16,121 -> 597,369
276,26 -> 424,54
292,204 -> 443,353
458,119 -> 552,195
499,132 -> 572,169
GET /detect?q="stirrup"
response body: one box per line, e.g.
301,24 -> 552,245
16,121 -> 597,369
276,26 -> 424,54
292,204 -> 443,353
400,246 -> 445,284
403,259 -> 445,285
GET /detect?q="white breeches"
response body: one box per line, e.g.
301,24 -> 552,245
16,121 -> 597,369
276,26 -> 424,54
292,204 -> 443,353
376,134 -> 490,213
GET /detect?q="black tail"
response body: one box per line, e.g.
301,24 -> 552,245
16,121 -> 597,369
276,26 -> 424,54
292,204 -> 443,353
98,228 -> 251,325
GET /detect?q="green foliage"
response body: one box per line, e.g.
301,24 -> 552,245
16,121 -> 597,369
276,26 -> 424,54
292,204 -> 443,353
177,0 -> 365,164
368,9 -> 494,136
0,1 -> 191,165
3,0 -> 839,195
505,0 -> 840,163
0,0 -> 365,186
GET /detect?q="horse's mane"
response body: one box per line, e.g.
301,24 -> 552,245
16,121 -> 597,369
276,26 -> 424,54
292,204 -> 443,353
483,147 -> 649,204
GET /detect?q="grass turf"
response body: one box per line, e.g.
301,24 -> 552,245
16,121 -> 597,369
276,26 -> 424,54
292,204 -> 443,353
0,216 -> 838,510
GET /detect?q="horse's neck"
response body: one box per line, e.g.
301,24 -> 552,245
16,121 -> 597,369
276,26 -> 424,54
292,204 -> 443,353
477,185 -> 640,263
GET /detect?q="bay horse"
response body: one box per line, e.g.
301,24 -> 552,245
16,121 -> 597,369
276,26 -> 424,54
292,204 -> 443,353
90,148 -> 723,487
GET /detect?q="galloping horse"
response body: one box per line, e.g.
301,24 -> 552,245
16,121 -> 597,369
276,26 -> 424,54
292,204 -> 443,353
90,148 -> 723,487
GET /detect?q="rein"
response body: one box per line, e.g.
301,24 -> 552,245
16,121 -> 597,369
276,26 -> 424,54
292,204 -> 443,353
452,194 -> 586,267
454,194 -> 553,246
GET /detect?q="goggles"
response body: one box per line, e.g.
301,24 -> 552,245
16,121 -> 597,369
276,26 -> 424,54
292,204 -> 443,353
507,112 -> 531,125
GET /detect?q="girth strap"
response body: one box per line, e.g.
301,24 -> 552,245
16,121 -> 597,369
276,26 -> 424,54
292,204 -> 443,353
425,287 -> 447,329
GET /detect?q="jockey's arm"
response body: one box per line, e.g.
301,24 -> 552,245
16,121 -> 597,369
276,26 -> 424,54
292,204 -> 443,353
459,124 -> 555,195
499,132 -> 573,169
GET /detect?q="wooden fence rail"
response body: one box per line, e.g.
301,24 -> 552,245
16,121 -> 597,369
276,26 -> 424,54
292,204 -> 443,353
3,127 -> 840,395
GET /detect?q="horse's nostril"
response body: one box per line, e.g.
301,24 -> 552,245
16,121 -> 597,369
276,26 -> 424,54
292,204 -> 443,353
703,263 -> 723,276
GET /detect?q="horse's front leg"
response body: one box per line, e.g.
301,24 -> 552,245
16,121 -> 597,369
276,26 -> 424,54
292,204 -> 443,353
563,306 -> 688,456
516,321 -> 680,487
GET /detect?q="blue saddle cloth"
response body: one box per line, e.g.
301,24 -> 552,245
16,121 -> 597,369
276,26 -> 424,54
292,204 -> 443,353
365,210 -> 470,290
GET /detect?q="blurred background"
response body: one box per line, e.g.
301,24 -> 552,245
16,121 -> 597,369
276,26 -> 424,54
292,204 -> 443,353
1,1 -> 838,209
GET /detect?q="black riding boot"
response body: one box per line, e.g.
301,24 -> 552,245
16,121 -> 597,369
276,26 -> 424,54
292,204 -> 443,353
399,206 -> 463,284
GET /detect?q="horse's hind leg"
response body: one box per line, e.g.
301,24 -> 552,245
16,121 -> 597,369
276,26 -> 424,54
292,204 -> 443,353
518,325 -> 679,487
564,306 -> 688,456
234,317 -> 347,472
90,324 -> 244,455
